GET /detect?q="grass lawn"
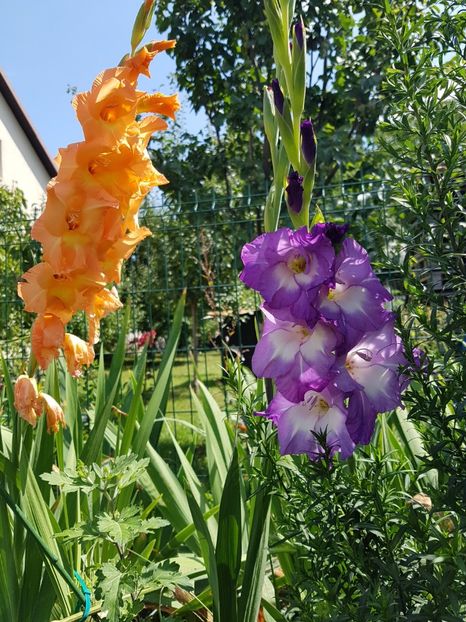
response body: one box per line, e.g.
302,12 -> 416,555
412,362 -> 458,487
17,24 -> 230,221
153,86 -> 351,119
121,348 -> 228,451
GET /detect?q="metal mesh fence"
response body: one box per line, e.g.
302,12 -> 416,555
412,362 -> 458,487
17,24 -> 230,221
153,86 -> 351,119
0,180 -> 394,441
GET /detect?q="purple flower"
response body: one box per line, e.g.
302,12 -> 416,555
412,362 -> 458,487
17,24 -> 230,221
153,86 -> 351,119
286,172 -> 304,213
240,227 -> 335,322
311,222 -> 349,246
301,120 -> 317,168
260,387 -> 355,460
332,321 -> 407,443
317,238 -> 393,344
252,308 -> 337,402
271,79 -> 284,115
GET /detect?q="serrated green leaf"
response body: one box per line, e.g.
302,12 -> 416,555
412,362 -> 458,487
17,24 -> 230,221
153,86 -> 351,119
41,465 -> 97,495
141,516 -> 170,531
141,560 -> 192,592
95,563 -> 123,622
97,506 -> 142,548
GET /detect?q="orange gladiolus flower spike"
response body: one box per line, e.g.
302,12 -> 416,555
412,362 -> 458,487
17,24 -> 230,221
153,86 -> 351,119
18,38 -> 178,375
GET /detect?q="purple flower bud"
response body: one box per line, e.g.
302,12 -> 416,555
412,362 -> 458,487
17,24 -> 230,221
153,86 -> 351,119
311,222 -> 349,245
286,171 -> 304,213
400,347 -> 429,392
294,20 -> 304,49
301,119 -> 317,167
271,79 -> 284,115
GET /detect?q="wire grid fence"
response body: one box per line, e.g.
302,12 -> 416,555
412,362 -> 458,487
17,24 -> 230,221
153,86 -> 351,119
0,179 -> 395,441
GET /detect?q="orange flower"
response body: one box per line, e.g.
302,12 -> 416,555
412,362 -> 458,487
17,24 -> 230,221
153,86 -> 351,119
40,393 -> 66,433
73,71 -> 139,143
32,186 -> 121,275
136,92 -> 180,119
63,333 -> 95,377
31,313 -> 65,369
124,42 -> 176,80
101,226 -> 152,283
87,139 -> 167,201
18,262 -> 105,323
73,43 -> 179,146
14,375 -> 42,427
85,287 -> 122,345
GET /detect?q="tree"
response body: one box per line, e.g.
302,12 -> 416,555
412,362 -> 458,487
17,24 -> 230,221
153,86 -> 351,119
0,186 -> 38,368
150,0 -> 429,197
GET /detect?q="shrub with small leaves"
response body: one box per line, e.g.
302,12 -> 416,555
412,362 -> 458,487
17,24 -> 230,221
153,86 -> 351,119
42,454 -> 190,622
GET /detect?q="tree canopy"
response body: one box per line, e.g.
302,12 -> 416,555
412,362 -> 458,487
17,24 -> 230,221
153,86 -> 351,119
150,0 -> 429,198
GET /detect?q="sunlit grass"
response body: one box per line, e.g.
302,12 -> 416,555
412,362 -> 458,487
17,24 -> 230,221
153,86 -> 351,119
121,348 -> 227,451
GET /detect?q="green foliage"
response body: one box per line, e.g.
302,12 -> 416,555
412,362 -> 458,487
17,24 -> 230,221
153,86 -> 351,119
0,297 -> 190,621
0,186 -> 38,367
271,451 -> 464,621
150,0 -> 430,199
94,560 -> 190,622
232,2 -> 466,620
1,5 -> 466,622
376,0 -> 466,567
45,454 -> 177,622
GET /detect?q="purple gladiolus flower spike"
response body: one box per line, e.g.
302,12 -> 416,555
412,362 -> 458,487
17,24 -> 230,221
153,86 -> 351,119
317,238 -> 393,345
333,321 -> 407,444
301,119 -> 317,168
261,387 -> 355,460
240,226 -> 335,322
252,308 -> 337,402
271,79 -> 284,115
286,171 -> 304,213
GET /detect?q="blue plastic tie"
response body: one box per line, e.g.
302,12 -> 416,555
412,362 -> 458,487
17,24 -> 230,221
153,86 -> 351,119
74,570 -> 91,622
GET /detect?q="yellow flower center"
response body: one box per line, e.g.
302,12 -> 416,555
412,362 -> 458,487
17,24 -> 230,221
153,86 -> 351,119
316,398 -> 330,415
288,254 -> 307,274
295,325 -> 311,340
306,394 -> 330,416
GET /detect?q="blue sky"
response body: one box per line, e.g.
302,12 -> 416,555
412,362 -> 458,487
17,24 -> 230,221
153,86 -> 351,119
0,0 -> 207,159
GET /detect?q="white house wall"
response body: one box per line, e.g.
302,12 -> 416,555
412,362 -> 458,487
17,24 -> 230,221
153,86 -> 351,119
0,90 -> 51,215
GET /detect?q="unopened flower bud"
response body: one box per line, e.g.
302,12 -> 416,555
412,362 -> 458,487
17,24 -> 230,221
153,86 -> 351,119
294,20 -> 304,49
311,222 -> 349,245
14,375 -> 42,427
286,171 -> 304,213
271,79 -> 284,115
